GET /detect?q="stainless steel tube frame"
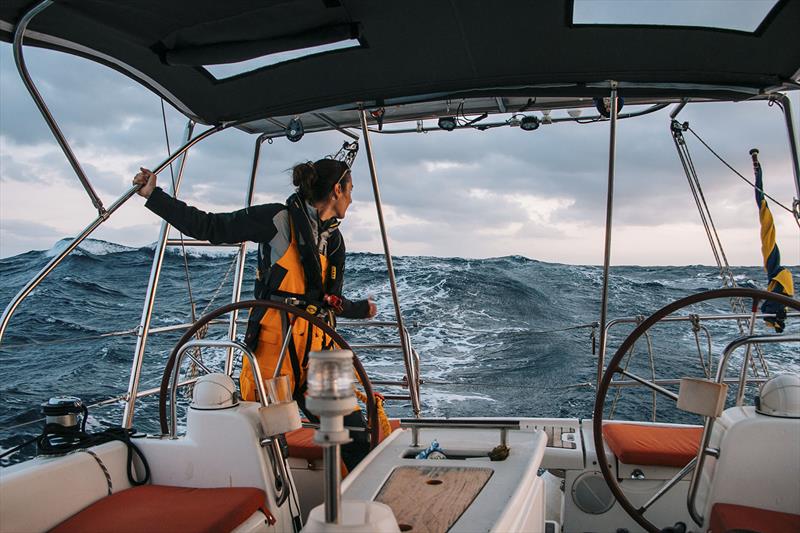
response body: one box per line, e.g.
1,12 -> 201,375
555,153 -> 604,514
686,333 -> 800,526
776,94 -> 800,203
169,339 -> 271,437
123,120 -> 197,427
1,124 -> 225,353
13,0 -> 104,213
224,133 -> 268,375
168,338 -> 291,507
0,190 -> 124,344
596,311 -> 799,383
735,310 -> 759,406
358,109 -> 421,416
323,446 -> 342,523
597,83 -> 619,386
400,418 -> 521,448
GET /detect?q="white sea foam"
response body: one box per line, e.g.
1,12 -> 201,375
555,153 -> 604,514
46,238 -> 138,258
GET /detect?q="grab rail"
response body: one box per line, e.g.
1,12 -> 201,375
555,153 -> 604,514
687,333 -> 800,526
598,311 -> 800,387
169,338 -> 290,507
400,418 -> 521,448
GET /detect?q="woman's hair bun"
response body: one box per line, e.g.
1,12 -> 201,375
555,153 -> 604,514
292,161 -> 317,198
291,158 -> 350,203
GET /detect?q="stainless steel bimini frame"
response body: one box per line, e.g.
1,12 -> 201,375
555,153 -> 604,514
3,0 -> 798,431
2,0 -> 423,429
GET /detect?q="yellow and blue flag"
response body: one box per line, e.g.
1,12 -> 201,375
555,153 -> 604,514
751,148 -> 794,333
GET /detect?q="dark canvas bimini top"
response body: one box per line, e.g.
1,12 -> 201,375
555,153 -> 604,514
1,1 -> 798,126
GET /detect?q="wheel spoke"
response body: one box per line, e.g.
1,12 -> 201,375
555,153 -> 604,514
639,457 -> 696,513
617,369 -> 679,402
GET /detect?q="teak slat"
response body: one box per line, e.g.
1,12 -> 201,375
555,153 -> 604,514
374,466 -> 493,533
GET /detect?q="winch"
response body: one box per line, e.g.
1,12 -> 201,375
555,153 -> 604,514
41,396 -> 86,429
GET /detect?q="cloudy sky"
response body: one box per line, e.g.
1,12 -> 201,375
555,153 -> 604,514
1,42 -> 798,266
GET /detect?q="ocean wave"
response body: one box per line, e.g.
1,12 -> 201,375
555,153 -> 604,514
2,239 -> 797,449
45,238 -> 139,258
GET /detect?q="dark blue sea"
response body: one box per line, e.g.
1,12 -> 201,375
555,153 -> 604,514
1,239 -> 798,462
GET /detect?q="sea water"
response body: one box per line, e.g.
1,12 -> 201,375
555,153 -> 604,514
1,238 -> 797,462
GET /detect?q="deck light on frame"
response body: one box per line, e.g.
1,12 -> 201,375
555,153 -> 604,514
520,115 -> 540,131
437,116 -> 457,131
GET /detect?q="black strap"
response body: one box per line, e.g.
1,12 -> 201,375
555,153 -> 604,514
286,195 -> 325,301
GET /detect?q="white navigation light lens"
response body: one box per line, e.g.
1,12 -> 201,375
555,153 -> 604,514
307,350 -> 354,399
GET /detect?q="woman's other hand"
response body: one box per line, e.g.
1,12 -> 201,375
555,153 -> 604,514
366,296 -> 377,318
133,167 -> 157,198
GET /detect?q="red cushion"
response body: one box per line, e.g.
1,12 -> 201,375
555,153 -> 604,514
603,423 -> 702,467
49,485 -> 274,533
709,503 -> 800,533
285,426 -> 321,461
286,419 -> 401,461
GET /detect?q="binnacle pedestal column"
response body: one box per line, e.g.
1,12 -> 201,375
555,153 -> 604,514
303,349 -> 399,533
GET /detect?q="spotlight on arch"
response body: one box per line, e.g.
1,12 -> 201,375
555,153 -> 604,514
437,116 -> 457,131
519,115 -> 540,131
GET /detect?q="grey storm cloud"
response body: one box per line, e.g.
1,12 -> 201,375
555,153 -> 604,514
1,40 -> 798,263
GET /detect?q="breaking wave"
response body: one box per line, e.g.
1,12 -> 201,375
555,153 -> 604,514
1,239 -> 798,460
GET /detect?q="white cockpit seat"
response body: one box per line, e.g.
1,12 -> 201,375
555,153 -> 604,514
698,406 -> 800,528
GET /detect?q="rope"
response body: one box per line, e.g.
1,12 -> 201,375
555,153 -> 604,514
690,314 -> 713,379
353,387 -> 392,442
83,450 -> 113,495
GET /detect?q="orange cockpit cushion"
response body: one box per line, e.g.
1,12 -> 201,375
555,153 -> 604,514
286,419 -> 401,461
709,503 -> 800,533
49,485 -> 274,533
602,423 -> 702,467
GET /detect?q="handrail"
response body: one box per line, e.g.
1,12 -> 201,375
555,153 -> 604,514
358,108 -> 420,417
13,0 -> 104,213
0,123 -> 226,352
597,83 -> 620,386
123,120 -> 196,428
169,338 -> 290,507
687,333 -> 800,526
597,310 -> 800,386
223,133 -> 265,375
400,418 -> 521,448
169,339 -> 268,436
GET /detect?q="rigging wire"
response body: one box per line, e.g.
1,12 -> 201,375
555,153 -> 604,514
686,125 -> 798,225
671,121 -> 770,376
160,99 -> 198,322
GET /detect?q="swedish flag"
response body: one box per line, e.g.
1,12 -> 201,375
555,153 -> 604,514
751,149 -> 794,333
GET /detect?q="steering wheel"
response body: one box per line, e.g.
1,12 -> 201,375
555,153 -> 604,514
592,288 -> 799,532
157,299 -> 380,448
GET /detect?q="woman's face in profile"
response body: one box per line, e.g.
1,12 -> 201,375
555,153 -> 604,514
333,175 -> 353,218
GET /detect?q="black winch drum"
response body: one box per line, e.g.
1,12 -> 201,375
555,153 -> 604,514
41,396 -> 84,428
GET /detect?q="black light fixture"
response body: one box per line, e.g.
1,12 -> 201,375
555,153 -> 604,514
519,115 -> 540,131
437,116 -> 457,131
286,117 -> 304,142
593,96 -> 624,118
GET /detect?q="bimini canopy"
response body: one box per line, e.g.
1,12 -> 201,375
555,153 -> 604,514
1,0 -> 798,128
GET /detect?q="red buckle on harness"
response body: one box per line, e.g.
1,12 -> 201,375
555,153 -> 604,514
323,294 -> 344,314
